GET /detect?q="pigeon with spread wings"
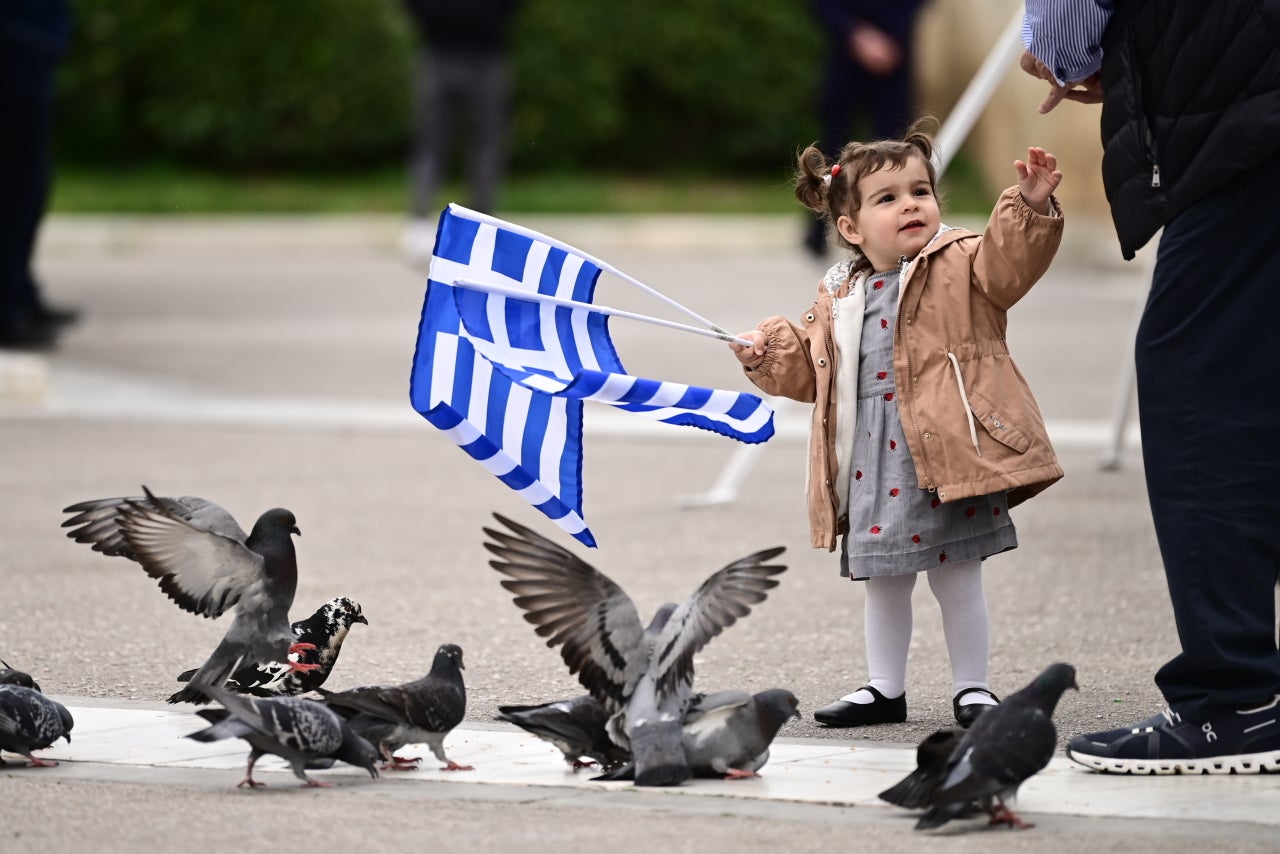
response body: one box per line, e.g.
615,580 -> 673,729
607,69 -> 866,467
484,512 -> 786,787
62,486 -> 319,704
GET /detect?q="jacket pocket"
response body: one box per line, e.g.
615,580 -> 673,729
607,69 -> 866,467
967,390 -> 1031,454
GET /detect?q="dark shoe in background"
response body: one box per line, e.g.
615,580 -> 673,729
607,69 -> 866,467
803,218 -> 828,258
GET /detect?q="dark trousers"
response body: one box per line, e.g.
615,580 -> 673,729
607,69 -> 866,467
409,49 -> 510,218
0,46 -> 55,328
1138,158 -> 1280,720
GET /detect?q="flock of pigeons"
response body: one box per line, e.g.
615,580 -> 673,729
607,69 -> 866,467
0,486 -> 1077,829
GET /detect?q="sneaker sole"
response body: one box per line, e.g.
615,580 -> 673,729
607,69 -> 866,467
1066,745 -> 1280,775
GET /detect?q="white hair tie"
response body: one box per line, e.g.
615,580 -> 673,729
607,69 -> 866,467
822,163 -> 841,188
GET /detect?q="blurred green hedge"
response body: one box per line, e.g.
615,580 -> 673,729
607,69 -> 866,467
55,0 -> 823,175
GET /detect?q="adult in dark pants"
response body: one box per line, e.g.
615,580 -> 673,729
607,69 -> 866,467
0,0 -> 78,350
1022,0 -> 1280,774
399,0 -> 522,265
804,0 -> 928,256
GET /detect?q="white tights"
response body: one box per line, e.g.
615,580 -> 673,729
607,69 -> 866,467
839,558 -> 997,706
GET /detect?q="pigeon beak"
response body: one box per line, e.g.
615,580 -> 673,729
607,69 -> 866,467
355,614 -> 369,625
291,525 -> 301,536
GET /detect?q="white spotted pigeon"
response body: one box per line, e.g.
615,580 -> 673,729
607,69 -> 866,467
63,486 -> 320,704
910,662 -> 1078,830
484,512 -> 786,787
498,694 -> 630,771
318,643 -> 471,772
176,597 -> 368,697
185,685 -> 379,788
0,684 -> 74,767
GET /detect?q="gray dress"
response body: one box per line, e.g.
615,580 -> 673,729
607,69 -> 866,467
842,269 -> 1017,579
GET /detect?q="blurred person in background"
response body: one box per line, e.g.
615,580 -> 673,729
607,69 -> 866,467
804,0 -> 929,257
0,0 -> 79,350
399,0 -> 523,266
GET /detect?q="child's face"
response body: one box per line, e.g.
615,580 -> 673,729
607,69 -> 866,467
836,155 -> 940,272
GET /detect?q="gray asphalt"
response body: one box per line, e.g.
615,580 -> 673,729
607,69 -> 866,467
3,212 -> 1271,852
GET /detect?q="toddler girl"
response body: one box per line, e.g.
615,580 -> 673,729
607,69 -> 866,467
730,121 -> 1064,727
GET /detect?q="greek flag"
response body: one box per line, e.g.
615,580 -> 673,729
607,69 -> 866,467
409,204 -> 774,547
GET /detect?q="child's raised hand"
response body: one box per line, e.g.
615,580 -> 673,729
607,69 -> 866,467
1014,146 -> 1062,215
729,329 -> 766,364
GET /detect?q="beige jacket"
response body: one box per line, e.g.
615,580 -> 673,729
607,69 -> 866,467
742,187 -> 1065,551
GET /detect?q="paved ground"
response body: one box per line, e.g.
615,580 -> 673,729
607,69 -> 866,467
2,212 -> 1276,852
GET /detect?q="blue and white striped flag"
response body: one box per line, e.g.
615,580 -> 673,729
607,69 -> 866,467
409,204 -> 774,547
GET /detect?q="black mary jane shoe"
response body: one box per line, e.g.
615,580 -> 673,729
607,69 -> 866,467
813,686 -> 907,727
953,688 -> 1000,728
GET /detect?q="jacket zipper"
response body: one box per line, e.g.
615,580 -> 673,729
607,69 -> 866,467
1129,30 -> 1162,188
895,254 -> 935,492
824,282 -> 842,526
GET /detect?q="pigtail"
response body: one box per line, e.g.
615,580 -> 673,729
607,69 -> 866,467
794,144 -> 830,213
901,115 -> 939,178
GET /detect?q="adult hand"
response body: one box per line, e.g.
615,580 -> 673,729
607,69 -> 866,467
1014,147 -> 1063,215
729,330 -> 766,363
1019,50 -> 1103,114
849,24 -> 902,76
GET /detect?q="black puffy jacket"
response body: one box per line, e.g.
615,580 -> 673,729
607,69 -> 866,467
1099,0 -> 1280,258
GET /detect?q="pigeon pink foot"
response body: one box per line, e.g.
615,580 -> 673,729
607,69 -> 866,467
723,768 -> 760,780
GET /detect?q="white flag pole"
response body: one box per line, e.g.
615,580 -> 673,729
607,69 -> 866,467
451,278 -> 755,347
448,204 -> 735,335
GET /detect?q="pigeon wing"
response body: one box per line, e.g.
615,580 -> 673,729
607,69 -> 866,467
485,513 -> 645,711
63,488 -> 249,561
115,500 -> 267,618
650,547 -> 787,699
964,707 -> 1058,789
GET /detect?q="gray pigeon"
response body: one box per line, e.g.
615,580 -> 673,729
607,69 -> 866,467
596,689 -> 800,782
483,512 -> 786,787
318,643 -> 471,772
0,684 -> 74,767
62,486 -> 319,704
911,663 -> 1079,830
498,695 -> 630,770
0,660 -> 40,691
176,597 -> 368,698
185,685 -> 379,788
682,689 -> 800,778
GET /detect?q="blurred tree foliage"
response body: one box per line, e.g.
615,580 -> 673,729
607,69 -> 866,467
55,0 -> 822,175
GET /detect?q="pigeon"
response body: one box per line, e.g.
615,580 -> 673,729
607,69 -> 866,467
318,643 -> 472,772
599,688 -> 801,782
0,660 -> 40,691
878,728 -> 967,809
908,662 -> 1079,831
483,512 -> 786,787
62,486 -> 320,704
176,597 -> 368,698
184,685 -> 379,788
682,689 -> 800,778
497,695 -> 630,771
0,684 -> 74,767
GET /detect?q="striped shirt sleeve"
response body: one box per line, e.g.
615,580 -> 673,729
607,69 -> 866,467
1021,0 -> 1113,86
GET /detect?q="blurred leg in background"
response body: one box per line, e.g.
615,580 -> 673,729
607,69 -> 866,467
399,0 -> 521,266
0,0 -> 78,350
